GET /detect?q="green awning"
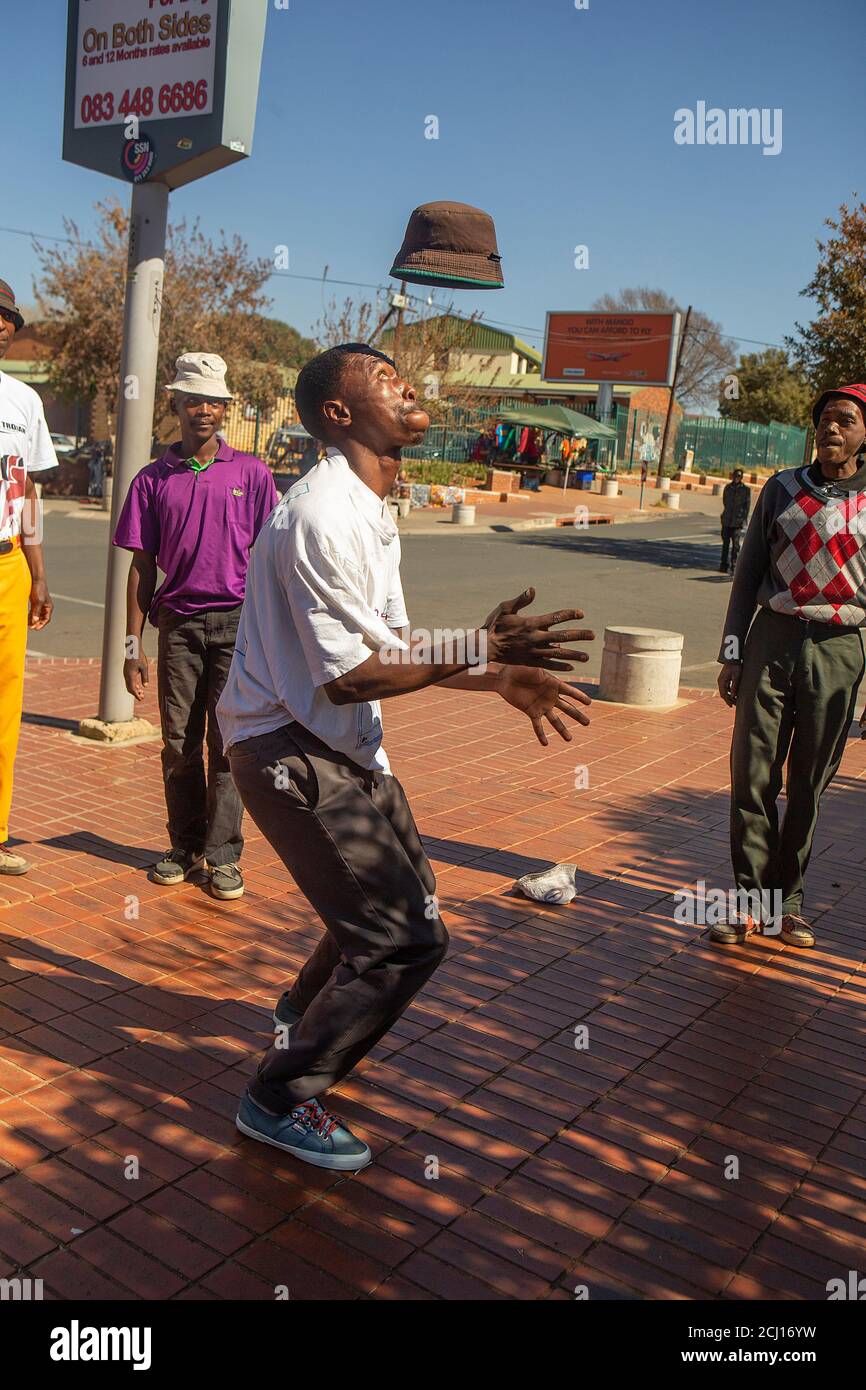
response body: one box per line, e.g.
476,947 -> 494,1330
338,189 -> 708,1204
498,404 -> 616,438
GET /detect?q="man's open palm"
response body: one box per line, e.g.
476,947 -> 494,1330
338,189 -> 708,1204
496,666 -> 591,746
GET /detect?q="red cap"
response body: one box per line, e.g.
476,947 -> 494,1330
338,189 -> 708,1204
0,280 -> 24,331
812,383 -> 866,429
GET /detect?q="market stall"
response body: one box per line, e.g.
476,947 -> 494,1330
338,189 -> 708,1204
497,404 -> 618,491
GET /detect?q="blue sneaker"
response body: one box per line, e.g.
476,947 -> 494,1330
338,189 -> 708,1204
236,1091 -> 372,1171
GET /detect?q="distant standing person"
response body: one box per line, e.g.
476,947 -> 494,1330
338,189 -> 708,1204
0,280 -> 55,875
720,468 -> 751,573
113,353 -> 278,900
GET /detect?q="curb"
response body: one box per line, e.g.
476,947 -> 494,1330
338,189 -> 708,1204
399,508 -> 715,537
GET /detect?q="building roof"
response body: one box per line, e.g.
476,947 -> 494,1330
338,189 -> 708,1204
443,363 -> 635,397
381,314 -> 543,365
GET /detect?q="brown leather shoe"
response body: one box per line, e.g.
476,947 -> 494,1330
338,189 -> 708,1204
780,914 -> 816,948
0,847 -> 29,875
708,913 -> 761,945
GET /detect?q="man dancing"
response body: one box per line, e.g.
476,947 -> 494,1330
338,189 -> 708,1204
218,343 -> 593,1169
716,383 -> 866,949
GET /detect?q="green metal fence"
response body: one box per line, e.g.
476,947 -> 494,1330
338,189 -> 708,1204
400,403 -> 489,463
400,402 -> 810,477
673,417 -> 808,476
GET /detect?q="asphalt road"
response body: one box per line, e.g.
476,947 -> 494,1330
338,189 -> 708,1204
29,509 -> 732,687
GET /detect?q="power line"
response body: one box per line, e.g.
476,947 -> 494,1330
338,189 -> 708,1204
0,220 -> 798,353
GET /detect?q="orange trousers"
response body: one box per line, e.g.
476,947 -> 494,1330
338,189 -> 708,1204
0,545 -> 30,844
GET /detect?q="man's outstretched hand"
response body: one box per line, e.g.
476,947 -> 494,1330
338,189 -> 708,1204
496,666 -> 591,746
482,588 -> 594,671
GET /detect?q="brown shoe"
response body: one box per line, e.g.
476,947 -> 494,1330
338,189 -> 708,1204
0,847 -> 29,875
708,913 -> 761,945
780,914 -> 816,948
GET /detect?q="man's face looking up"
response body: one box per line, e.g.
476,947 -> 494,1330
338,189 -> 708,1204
322,353 -> 430,452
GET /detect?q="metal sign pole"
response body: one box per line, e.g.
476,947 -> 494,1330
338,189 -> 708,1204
656,305 -> 691,479
96,180 -> 169,723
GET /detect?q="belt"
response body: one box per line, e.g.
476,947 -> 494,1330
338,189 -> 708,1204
0,535 -> 22,556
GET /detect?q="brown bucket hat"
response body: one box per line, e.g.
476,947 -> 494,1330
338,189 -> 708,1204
0,280 -> 25,331
390,201 -> 504,289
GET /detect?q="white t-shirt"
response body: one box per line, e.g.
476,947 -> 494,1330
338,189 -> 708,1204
0,372 -> 58,541
216,448 -> 409,772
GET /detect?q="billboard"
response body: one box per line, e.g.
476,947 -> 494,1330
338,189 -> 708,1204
542,311 -> 681,387
63,0 -> 268,189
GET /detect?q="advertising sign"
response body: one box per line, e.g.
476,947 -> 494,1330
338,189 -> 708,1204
63,0 -> 268,189
73,0 -> 217,129
543,311 -> 681,387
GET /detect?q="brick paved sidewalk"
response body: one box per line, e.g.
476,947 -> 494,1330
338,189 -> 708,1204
1,658 -> 865,1300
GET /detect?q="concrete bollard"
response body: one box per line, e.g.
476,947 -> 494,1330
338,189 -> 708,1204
656,476 -> 671,492
712,482 -> 723,497
601,479 -> 618,498
101,476 -> 113,513
452,503 -> 476,526
397,498 -> 411,518
663,491 -> 680,509
598,626 -> 684,706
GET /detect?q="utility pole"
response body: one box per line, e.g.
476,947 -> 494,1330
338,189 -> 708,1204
393,280 -> 408,361
97,181 -> 169,723
656,305 -> 691,479
63,0 -> 269,738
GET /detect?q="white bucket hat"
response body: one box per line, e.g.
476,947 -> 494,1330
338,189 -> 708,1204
164,351 -> 233,400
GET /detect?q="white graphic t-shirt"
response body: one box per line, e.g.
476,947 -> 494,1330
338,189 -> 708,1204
0,372 -> 59,541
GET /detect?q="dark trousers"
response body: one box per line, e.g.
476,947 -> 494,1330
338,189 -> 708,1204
720,526 -> 743,571
228,721 -> 449,1109
156,605 -> 244,867
731,607 -> 865,915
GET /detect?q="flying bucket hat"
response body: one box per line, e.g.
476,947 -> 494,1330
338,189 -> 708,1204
0,280 -> 25,331
811,383 -> 866,429
164,351 -> 233,399
390,202 -> 504,289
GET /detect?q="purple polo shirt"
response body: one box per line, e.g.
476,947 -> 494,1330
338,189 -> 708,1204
112,440 -> 279,623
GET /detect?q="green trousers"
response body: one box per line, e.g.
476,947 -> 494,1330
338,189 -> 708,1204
731,607 -> 864,915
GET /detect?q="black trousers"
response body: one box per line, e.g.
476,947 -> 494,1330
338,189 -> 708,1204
228,721 -> 449,1109
720,526 -> 744,571
156,605 -> 244,867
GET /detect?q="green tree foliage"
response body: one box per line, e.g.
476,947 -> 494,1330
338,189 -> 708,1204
247,316 -> 317,369
719,348 -> 812,426
789,199 -> 866,388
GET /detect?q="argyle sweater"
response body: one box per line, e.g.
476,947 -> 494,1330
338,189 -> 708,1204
718,459 -> 866,662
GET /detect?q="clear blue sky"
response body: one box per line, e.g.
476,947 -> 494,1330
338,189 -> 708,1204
2,0 -> 863,359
